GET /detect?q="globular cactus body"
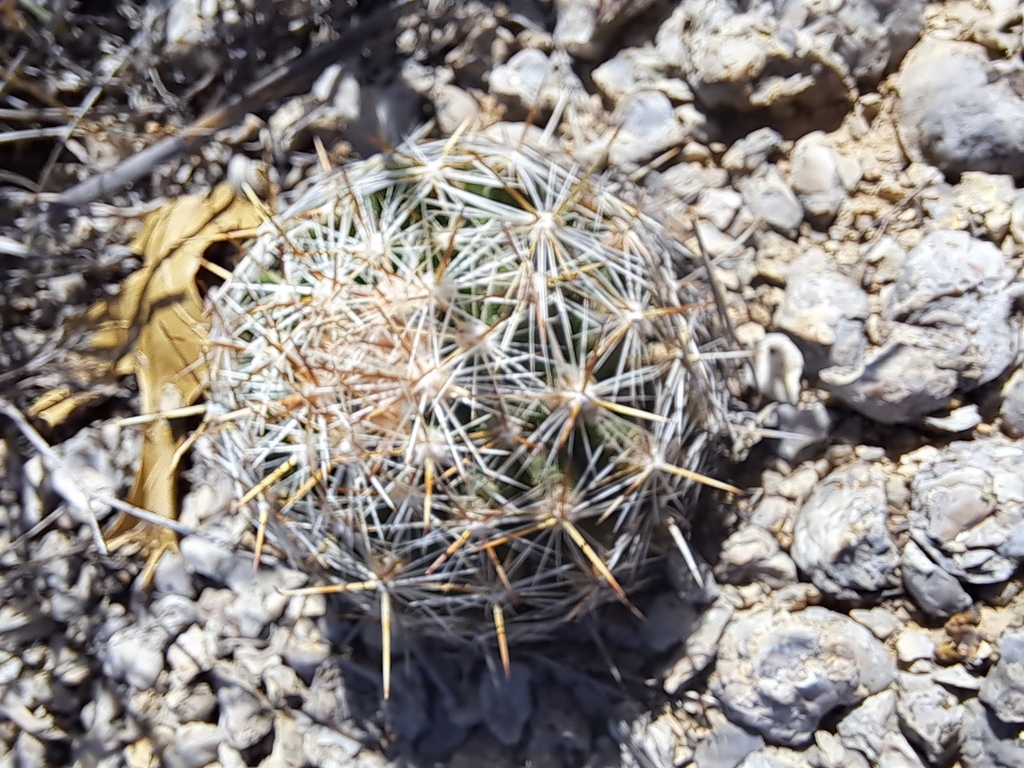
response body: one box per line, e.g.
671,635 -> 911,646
206,132 -> 735,647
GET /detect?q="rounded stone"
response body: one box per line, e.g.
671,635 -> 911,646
791,463 -> 900,599
712,606 -> 895,747
910,439 -> 1024,585
979,628 -> 1024,725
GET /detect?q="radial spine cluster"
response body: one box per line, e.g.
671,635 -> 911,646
205,132 -> 736,646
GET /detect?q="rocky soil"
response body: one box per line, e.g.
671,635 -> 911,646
3,1 -> 1024,767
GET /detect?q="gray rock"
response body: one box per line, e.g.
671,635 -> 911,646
773,251 -> 869,376
282,618 -> 331,682
664,596 -> 734,694
524,684 -> 591,768
820,341 -> 959,425
619,711 -> 676,768
150,594 -> 199,636
895,631 -> 935,664
896,672 -> 963,765
897,38 -> 1024,177
823,230 -> 1016,424
259,711 -> 306,768
655,0 -> 922,121
738,169 -> 803,236
960,698 -> 1024,768
608,90 -> 694,167
13,732 -> 45,768
168,681 -> 218,724
722,128 -> 784,176
816,730 -> 871,768
385,659 -> 429,742
179,471 -> 235,527
789,133 -> 848,226
1000,367 -> 1024,438
217,744 -> 248,768
218,684 -> 273,751
848,607 -> 901,641
163,722 -> 224,768
416,695 -> 471,762
931,663 -> 983,692
753,332 -> 805,407
737,746 -> 816,768
712,606 -> 895,746
301,724 -> 363,768
431,84 -> 480,135
924,404 -> 983,433
225,153 -> 273,200
980,627 -> 1024,724
715,526 -> 797,589
488,49 -> 582,118
695,219 -> 739,257
264,664 -> 307,710
900,539 -> 973,618
652,161 -> 729,203
102,624 -> 170,690
695,187 -> 744,232
179,534 -> 242,584
152,551 -> 197,599
884,231 -> 1009,330
791,463 -> 900,599
172,623 -> 218,673
591,46 -> 694,105
479,663 -> 532,746
909,439 -> 1024,585
1012,185 -> 1024,244
224,569 -> 304,639
165,633 -> 202,691
837,690 -> 927,768
693,721 -> 765,768
303,663 -> 352,730
837,689 -> 897,763
928,171 -> 1015,242
771,402 -> 832,463
164,0 -> 215,52
864,236 -> 907,289
868,736 -> 927,767
267,73 -> 360,157
553,0 -> 659,60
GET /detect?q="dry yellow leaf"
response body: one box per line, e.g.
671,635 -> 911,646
31,183 -> 262,573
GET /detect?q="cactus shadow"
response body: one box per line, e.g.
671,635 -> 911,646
311,538 -> 728,768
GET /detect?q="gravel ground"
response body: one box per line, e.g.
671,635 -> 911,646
3,1 -> 1024,767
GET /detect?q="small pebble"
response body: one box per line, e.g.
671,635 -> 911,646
102,624 -> 169,690
163,722 -> 224,768
896,631 -> 936,664
479,663 -> 533,746
848,608 -> 901,640
218,683 -> 273,751
281,619 -> 331,683
979,627 -> 1024,724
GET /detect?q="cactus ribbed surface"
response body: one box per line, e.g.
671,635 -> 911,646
205,133 -> 737,646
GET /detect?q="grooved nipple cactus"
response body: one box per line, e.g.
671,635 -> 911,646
205,132 -> 737,653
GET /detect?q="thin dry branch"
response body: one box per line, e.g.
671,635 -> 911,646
47,0 -> 412,210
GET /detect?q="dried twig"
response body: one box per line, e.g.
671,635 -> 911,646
48,0 -> 412,210
0,396 -> 108,555
36,86 -> 101,190
0,126 -> 69,144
